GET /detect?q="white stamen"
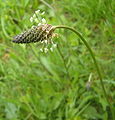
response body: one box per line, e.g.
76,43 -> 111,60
50,47 -> 53,52
53,44 -> 57,48
44,48 -> 48,53
44,40 -> 48,44
40,48 -> 43,52
34,18 -> 39,23
41,11 -> 45,15
42,18 -> 46,24
31,25 -> 35,28
41,41 -> 44,43
35,10 -> 40,15
46,31 -> 49,34
38,23 -> 42,26
33,14 -> 36,18
30,17 -> 33,22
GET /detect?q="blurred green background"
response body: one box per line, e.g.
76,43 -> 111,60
0,0 -> 115,120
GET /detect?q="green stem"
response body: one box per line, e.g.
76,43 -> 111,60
53,25 -> 113,119
57,44 -> 71,80
30,44 -> 53,76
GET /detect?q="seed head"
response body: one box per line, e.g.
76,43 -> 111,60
12,24 -> 54,44
12,9 -> 57,53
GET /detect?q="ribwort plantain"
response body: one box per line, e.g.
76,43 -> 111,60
12,24 -> 54,44
12,9 -> 113,118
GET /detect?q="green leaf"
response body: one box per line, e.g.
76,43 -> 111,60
83,106 -> 102,119
5,102 -> 18,119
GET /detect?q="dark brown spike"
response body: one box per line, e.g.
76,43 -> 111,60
12,24 -> 54,44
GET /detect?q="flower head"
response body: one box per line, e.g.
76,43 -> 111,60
12,24 -> 54,44
12,9 -> 57,53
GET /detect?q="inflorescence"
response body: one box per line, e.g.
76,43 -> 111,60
12,10 -> 57,53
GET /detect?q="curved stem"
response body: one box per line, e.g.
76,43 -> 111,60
53,25 -> 113,119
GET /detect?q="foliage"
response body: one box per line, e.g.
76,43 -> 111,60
0,0 -> 114,119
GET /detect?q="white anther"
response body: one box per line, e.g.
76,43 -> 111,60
34,18 -> 39,23
53,44 -> 57,48
42,18 -> 46,24
30,17 -> 33,22
46,31 -> 49,34
41,41 -> 44,43
50,47 -> 53,52
44,40 -> 48,44
31,25 -> 35,28
44,48 -> 48,53
38,23 -> 42,26
33,14 -> 36,18
41,11 -> 45,15
35,10 -> 40,15
40,48 -> 43,52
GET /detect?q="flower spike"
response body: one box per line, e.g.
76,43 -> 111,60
12,24 -> 54,44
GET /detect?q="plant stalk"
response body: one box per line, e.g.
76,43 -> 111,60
53,25 -> 114,119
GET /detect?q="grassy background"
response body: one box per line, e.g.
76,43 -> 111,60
0,0 -> 115,120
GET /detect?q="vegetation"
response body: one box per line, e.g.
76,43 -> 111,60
0,0 -> 114,120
